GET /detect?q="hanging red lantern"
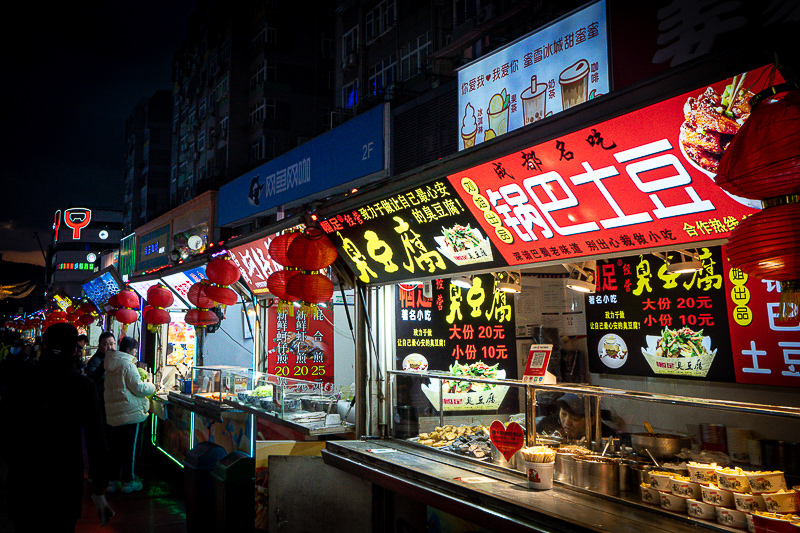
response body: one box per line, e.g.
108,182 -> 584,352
184,309 -> 219,327
79,314 -> 95,326
117,289 -> 140,309
267,270 -> 301,301
202,285 -> 238,306
716,87 -> 800,200
78,301 -> 96,315
50,310 -> 67,323
115,308 -> 138,324
107,294 -> 120,309
187,281 -> 217,309
65,305 -> 76,315
147,284 -> 174,309
144,307 -> 171,326
287,227 -> 338,271
206,256 -> 241,286
268,232 -> 300,267
66,311 -> 81,323
106,308 -> 118,318
287,272 -> 334,305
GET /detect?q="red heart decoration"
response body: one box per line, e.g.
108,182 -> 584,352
489,420 -> 525,461
485,74 -> 491,81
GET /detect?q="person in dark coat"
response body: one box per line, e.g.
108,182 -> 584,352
0,323 -> 111,531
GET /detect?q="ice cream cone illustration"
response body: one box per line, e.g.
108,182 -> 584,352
487,88 -> 509,135
461,103 -> 477,148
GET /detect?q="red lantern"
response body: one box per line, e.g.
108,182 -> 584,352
187,281 -> 217,309
107,294 -> 120,309
202,285 -> 238,306
725,204 -> 800,281
716,88 -> 800,200
287,273 -> 334,304
147,284 -> 174,309
206,257 -> 240,286
287,227 -> 337,271
268,232 -> 300,267
50,310 -> 67,322
116,308 -> 138,324
184,309 -> 219,327
66,312 -> 80,323
144,307 -> 171,326
117,289 -> 139,310
65,305 -> 76,315
107,308 -> 118,318
78,302 -> 96,315
267,270 -> 300,301
79,314 -> 95,326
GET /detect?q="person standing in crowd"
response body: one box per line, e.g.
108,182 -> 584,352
85,331 -> 115,483
0,323 -> 112,531
104,336 -> 155,493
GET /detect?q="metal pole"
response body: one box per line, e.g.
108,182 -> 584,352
354,281 -> 368,438
526,385 -> 536,447
595,396 -> 602,452
584,395 -> 592,449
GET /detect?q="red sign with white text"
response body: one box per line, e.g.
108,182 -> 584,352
523,344 -> 553,384
227,234 -> 283,296
724,248 -> 800,387
267,306 -> 334,391
447,66 -> 779,266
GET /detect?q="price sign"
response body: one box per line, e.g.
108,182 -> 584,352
267,306 -> 334,391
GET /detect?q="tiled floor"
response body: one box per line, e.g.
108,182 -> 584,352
1,443 -> 187,533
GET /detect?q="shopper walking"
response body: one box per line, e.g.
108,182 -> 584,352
104,336 -> 155,493
0,323 -> 112,531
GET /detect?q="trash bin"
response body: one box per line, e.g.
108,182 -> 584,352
184,441 -> 227,533
211,451 -> 255,532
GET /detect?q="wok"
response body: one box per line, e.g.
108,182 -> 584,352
630,432 -> 692,460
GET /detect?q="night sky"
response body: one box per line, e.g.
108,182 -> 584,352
0,1 -> 197,266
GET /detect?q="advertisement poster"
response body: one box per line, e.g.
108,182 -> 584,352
586,247 -> 734,381
167,314 -> 196,367
724,249 -> 800,388
193,412 -> 251,455
457,0 -> 609,149
447,65 -> 778,268
321,179 -> 509,284
161,266 -> 207,307
395,275 -> 517,412
228,233 -> 285,296
267,307 -> 334,391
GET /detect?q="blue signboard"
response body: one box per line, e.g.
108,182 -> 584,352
82,267 -> 124,313
136,224 -> 171,272
218,104 -> 386,227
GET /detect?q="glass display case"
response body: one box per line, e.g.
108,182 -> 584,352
223,369 -> 353,435
190,365 -> 241,407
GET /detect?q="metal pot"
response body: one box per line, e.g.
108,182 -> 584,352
554,452 -> 578,484
300,395 -> 335,412
630,432 -> 692,460
573,455 -> 620,496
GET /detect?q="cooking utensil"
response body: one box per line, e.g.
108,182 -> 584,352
342,398 -> 355,424
601,438 -> 612,457
645,448 -> 660,468
573,455 -> 620,496
644,421 -> 655,435
630,432 -> 692,460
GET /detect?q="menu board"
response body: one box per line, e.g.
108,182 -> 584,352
446,65 -> 779,268
266,307 -> 334,392
395,275 -> 517,411
161,266 -> 207,308
128,279 -> 185,310
321,179 -> 508,284
724,249 -> 800,388
586,247 -> 734,381
167,313 -> 195,367
227,232 -> 287,296
81,267 -> 123,313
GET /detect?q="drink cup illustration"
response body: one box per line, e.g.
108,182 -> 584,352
487,89 -> 510,136
520,75 -> 548,125
461,102 -> 477,148
559,59 -> 590,110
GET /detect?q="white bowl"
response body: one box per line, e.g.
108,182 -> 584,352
687,498 -> 717,520
670,476 -> 701,499
747,471 -> 787,494
701,483 -> 735,507
734,492 -> 766,513
687,463 -> 718,484
716,468 -> 751,493
745,513 -> 755,533
640,483 -> 660,505
763,490 -> 800,513
716,506 -> 747,529
649,471 -> 676,491
660,491 -> 688,512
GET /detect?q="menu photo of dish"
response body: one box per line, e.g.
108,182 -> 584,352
598,333 -> 628,369
421,361 -> 510,411
434,222 -> 494,266
641,326 -> 717,378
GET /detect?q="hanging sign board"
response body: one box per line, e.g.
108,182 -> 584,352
266,307 -> 334,392
446,65 -> 778,268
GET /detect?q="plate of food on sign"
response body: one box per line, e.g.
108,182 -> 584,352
421,361 -> 509,411
642,326 -> 717,377
678,73 -> 761,209
598,333 -> 628,369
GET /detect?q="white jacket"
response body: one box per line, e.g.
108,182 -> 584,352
103,350 -> 156,426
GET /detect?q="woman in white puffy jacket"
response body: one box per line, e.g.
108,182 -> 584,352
104,336 -> 155,493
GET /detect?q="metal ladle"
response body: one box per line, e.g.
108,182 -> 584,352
645,448 -> 660,468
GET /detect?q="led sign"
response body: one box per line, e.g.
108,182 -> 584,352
53,208 -> 93,241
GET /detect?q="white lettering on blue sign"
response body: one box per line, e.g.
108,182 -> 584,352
264,157 -> 311,199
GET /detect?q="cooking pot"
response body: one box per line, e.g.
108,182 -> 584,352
630,432 -> 692,460
573,455 -> 620,496
300,395 -> 336,412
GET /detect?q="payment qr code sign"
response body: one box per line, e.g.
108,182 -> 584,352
523,344 -> 553,384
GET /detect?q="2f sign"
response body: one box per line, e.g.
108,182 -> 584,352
362,142 -> 374,161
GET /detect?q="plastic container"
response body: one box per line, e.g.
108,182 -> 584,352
687,498 -> 717,520
716,506 -> 747,529
526,461 -> 555,490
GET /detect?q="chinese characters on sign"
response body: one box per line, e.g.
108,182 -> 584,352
267,306 -> 334,392
228,234 -> 286,295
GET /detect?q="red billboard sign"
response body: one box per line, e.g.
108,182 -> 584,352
446,66 -> 777,267
227,234 -> 283,296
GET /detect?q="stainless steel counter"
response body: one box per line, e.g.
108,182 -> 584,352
323,439 -> 738,533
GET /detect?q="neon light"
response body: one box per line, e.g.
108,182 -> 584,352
63,207 -> 92,239
150,414 -> 185,468
53,210 -> 61,241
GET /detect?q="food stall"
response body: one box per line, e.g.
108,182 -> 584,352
300,9 -> 800,530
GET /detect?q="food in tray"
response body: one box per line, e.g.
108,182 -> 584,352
557,445 -> 592,455
198,392 -> 222,401
654,326 -> 711,358
416,424 -> 488,453
440,223 -> 484,252
680,78 -> 754,174
442,361 -> 500,394
251,385 -> 273,398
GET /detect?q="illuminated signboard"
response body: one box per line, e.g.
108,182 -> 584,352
227,228 -> 303,296
53,292 -> 73,312
119,234 -> 136,278
136,224 -> 170,272
320,180 -> 508,284
457,0 -> 608,150
161,266 -> 207,306
267,306 -> 334,390
128,279 -> 186,310
57,263 -> 95,270
81,267 -> 124,313
53,208 -> 93,241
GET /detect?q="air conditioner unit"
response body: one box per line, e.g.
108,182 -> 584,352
476,6 -> 493,24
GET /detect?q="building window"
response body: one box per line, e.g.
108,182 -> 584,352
265,98 -> 276,120
252,27 -> 265,53
171,165 -> 178,182
197,131 -> 206,152
400,31 -> 432,80
342,26 -> 358,58
220,114 -> 229,138
251,137 -> 265,162
250,99 -> 266,126
265,26 -> 277,45
198,98 -> 206,117
368,54 -> 396,95
342,80 -> 359,109
366,0 -> 395,41
217,74 -> 229,100
266,60 -> 277,82
251,60 -> 266,90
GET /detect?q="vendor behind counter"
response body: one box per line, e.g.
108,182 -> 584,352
536,393 -> 621,442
